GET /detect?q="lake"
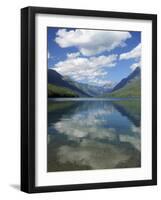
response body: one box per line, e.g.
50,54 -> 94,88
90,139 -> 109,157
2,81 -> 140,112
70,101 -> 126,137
47,98 -> 141,172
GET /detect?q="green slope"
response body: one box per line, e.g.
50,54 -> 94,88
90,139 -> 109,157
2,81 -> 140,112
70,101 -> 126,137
104,79 -> 141,98
48,83 -> 79,97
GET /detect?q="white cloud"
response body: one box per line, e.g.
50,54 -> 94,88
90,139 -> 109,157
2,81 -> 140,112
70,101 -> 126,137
53,54 -> 117,85
67,52 -> 80,59
119,43 -> 141,71
48,52 -> 50,59
55,29 -> 131,56
48,51 -> 53,59
119,43 -> 141,60
130,62 -> 141,71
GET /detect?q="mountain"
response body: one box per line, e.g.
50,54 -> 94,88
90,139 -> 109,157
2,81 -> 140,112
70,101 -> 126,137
64,76 -> 113,97
101,83 -> 114,93
48,68 -> 141,98
112,67 -> 140,92
48,69 -> 89,97
104,67 -> 141,98
48,84 -> 79,97
64,78 -> 100,96
107,79 -> 140,98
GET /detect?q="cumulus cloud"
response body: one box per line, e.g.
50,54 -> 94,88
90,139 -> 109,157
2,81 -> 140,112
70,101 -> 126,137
119,43 -> 141,60
53,54 -> 117,85
55,29 -> 131,56
119,43 -> 141,71
67,52 -> 80,59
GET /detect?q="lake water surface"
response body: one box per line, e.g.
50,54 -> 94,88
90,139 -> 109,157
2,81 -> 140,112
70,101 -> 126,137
47,98 -> 141,172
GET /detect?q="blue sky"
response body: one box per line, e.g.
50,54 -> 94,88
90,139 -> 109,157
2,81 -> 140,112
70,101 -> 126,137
47,27 -> 141,86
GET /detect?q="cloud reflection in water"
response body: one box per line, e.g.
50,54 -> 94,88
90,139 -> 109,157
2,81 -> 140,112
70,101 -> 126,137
48,99 -> 141,171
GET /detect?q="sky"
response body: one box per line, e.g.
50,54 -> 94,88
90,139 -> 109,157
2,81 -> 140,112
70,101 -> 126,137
47,27 -> 141,87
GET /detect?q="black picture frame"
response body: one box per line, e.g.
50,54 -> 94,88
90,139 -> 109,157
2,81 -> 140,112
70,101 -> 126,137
21,6 -> 157,193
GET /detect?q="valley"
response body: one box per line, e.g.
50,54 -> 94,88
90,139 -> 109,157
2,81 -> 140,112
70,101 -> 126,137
48,67 -> 141,98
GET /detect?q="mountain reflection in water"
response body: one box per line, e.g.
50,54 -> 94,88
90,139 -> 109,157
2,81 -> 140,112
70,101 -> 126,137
47,98 -> 141,172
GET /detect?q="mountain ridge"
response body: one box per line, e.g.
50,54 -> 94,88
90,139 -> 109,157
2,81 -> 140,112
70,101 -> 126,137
48,68 -> 141,98
103,67 -> 141,98
112,67 -> 140,92
48,69 -> 89,97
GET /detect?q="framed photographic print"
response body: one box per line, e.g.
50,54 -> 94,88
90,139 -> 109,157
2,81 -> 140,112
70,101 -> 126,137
21,6 -> 157,193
